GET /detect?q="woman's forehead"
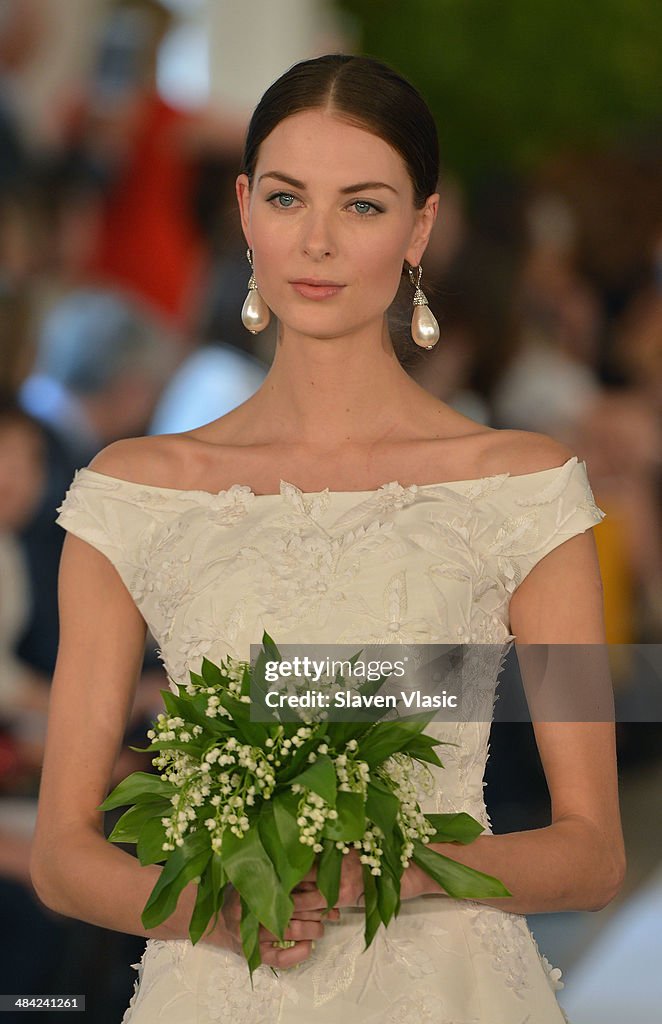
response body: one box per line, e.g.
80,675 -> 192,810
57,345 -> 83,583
254,111 -> 408,185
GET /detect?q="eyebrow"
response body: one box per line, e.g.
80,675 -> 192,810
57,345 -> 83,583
257,171 -> 399,195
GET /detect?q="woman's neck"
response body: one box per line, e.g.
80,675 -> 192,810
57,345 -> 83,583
243,319 -> 428,448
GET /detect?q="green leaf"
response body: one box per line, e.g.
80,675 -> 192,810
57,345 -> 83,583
424,812 -> 485,845
200,657 -> 227,686
217,690 -> 269,745
217,689 -> 250,720
277,735 -> 319,780
324,717 -> 375,751
129,740 -> 204,755
379,827 -> 405,881
247,650 -> 274,713
320,791 -> 365,842
196,857 -> 228,941
193,847 -> 229,942
97,772 -> 175,812
316,839 -> 343,910
288,754 -> 337,807
240,663 -> 252,698
160,690 -> 212,731
210,851 -> 226,900
221,825 -> 293,939
258,804 -> 293,891
259,796 -> 314,893
352,672 -> 399,724
411,841 -> 512,900
355,669 -> 388,697
261,631 -> 282,662
239,894 -> 262,988
376,861 -> 400,926
107,801 -> 170,844
365,779 -> 399,836
136,814 -> 170,866
141,829 -> 212,930
188,862 -> 216,945
272,792 -> 316,882
359,712 -> 438,764
402,733 -> 446,768
362,865 -> 382,949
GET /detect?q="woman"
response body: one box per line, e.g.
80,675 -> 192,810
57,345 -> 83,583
31,54 -> 625,1023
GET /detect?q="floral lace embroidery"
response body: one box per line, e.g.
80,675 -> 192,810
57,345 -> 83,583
121,940 -> 191,1022
306,926 -> 365,1006
202,485 -> 256,525
200,957 -> 285,1023
289,909 -> 452,1009
356,569 -> 445,645
280,480 -> 332,520
528,932 -> 565,995
463,904 -> 536,995
373,991 -> 461,1024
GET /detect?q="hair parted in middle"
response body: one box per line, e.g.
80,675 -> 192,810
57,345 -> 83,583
240,53 -> 440,210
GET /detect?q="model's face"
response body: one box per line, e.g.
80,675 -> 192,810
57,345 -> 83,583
236,109 -> 438,339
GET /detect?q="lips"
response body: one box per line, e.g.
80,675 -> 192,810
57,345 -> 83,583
290,279 -> 346,300
290,278 -> 345,287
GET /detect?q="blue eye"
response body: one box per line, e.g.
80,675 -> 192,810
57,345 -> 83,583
268,192 -> 297,208
350,200 -> 381,216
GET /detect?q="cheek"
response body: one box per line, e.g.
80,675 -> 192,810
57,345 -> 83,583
248,218 -> 287,290
369,238 -> 408,294
351,226 -> 411,306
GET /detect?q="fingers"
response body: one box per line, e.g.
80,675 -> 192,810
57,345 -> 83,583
222,885 -> 342,969
259,917 -> 324,943
288,907 -> 340,922
291,888 -> 329,913
259,938 -> 315,969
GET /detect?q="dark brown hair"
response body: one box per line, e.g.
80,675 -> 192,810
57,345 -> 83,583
240,53 -> 440,210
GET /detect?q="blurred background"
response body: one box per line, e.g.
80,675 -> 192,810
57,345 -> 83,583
0,1 -> 660,1021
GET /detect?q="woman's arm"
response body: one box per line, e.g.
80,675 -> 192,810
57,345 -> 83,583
30,487 -> 332,965
407,484 -> 626,914
29,528 -> 227,942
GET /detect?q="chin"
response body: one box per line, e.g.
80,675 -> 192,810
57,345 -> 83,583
280,313 -> 353,341
282,307 -> 381,342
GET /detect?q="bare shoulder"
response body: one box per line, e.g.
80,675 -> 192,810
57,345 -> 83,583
482,429 -> 577,477
87,434 -> 199,488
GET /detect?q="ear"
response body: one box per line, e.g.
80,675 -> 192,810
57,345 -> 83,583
236,173 -> 252,245
404,193 -> 439,268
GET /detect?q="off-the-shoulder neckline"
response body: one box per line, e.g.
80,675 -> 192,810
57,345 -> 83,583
74,455 -> 581,499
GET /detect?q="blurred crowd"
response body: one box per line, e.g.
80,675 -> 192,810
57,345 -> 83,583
0,0 -> 660,1019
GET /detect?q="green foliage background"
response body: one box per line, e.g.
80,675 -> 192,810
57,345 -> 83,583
337,0 -> 662,185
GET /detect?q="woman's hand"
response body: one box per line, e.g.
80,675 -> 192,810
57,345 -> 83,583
399,859 -> 433,901
294,846 -> 366,908
215,884 -> 340,968
294,847 -> 437,906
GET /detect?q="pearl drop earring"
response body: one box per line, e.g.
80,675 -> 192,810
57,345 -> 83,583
241,247 -> 271,334
408,264 -> 440,349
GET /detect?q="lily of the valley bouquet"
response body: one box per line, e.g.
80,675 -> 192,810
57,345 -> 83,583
99,633 -> 510,982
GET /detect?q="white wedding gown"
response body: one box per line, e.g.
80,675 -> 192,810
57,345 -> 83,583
55,454 -> 606,1023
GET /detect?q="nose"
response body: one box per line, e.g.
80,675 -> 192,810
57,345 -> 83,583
300,209 -> 336,260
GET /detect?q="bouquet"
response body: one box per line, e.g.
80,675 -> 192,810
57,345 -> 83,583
99,632 -> 510,983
